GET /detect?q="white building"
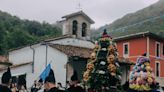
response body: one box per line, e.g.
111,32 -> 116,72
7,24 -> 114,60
0,11 -> 132,88
0,11 -> 95,88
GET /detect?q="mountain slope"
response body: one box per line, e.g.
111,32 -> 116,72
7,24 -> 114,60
108,0 -> 164,30
94,0 -> 164,39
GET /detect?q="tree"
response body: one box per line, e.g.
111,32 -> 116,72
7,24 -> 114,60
6,29 -> 36,49
0,30 -> 7,55
0,10 -> 62,55
129,56 -> 157,91
83,29 -> 122,92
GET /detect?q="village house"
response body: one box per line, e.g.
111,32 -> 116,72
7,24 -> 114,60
0,11 -> 132,88
114,31 -> 164,87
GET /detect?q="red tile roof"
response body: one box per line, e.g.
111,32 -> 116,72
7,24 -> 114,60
114,31 -> 164,42
118,56 -> 135,65
50,44 -> 93,58
50,44 -> 133,65
0,56 -> 12,66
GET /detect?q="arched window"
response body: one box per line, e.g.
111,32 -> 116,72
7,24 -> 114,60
72,20 -> 78,35
82,23 -> 87,37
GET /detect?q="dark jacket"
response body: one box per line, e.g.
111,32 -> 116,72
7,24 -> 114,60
48,87 -> 65,92
67,85 -> 85,92
0,85 -> 12,92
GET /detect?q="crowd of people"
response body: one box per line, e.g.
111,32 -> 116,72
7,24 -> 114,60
0,67 -> 85,92
0,67 -> 28,92
0,67 -> 163,92
31,70 -> 85,92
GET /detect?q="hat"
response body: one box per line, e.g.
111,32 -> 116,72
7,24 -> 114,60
142,53 -> 147,56
38,78 -> 43,83
71,70 -> 78,81
102,29 -> 112,38
1,67 -> 12,84
45,69 -> 56,84
18,75 -> 26,85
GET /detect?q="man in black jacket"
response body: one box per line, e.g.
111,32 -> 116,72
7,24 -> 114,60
0,67 -> 12,92
67,70 -> 85,92
44,69 -> 65,92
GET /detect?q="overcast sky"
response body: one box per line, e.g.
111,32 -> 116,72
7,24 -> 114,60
0,0 -> 159,28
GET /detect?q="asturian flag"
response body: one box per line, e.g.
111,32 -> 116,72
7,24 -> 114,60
39,64 -> 51,81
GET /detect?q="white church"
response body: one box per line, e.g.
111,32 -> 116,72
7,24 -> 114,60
0,11 -> 131,88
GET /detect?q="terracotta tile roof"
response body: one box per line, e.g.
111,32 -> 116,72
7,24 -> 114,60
50,44 -> 93,58
118,57 -> 135,65
0,62 -> 32,71
113,31 -> 164,42
0,56 -> 12,66
0,56 -> 7,62
50,44 -> 133,65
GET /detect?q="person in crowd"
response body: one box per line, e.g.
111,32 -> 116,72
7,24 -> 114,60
44,69 -> 65,92
31,79 -> 44,92
57,82 -> 65,90
19,85 -> 27,92
31,80 -> 38,92
0,67 -> 12,92
10,83 -> 18,92
37,79 -> 44,90
162,87 -> 164,91
10,77 -> 19,92
17,75 -> 27,92
66,70 -> 84,92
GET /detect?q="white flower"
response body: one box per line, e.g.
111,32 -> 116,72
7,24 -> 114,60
102,48 -> 107,51
99,70 -> 105,74
100,61 -> 106,65
118,75 -> 122,80
115,62 -> 120,67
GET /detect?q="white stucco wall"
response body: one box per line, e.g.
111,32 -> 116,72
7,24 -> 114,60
9,45 -> 36,64
47,47 -> 67,86
6,37 -> 94,88
49,38 -> 94,48
33,45 -> 47,75
25,44 -> 68,87
62,20 -> 69,35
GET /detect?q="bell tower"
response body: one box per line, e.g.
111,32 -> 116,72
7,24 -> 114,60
61,11 -> 94,40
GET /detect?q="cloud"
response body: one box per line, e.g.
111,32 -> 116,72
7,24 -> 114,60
0,0 -> 159,28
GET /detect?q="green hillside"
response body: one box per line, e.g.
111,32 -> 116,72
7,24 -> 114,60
93,0 -> 164,39
0,10 -> 62,55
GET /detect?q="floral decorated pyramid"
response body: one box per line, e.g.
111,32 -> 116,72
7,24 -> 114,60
129,56 -> 157,91
83,29 -> 122,92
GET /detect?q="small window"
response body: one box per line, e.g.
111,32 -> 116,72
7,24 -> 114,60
123,43 -> 129,57
82,23 -> 87,37
155,62 -> 160,77
72,20 -> 78,35
155,42 -> 160,57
